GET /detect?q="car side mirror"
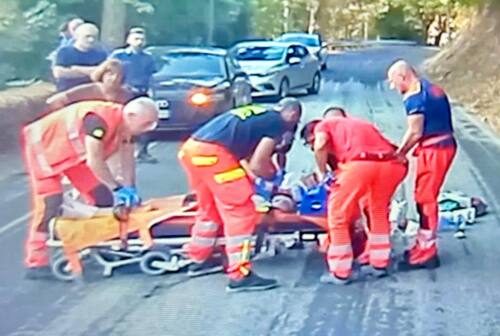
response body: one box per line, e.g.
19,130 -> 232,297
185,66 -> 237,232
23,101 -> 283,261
234,70 -> 248,78
288,57 -> 301,65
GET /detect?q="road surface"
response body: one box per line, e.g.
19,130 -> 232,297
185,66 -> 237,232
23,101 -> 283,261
1,45 -> 500,336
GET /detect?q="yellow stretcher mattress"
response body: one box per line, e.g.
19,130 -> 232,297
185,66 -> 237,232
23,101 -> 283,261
53,196 -> 193,275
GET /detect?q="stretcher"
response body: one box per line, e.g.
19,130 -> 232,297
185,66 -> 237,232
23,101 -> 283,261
47,192 -> 368,282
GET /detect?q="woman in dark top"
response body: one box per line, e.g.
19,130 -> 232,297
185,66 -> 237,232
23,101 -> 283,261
45,58 -> 137,112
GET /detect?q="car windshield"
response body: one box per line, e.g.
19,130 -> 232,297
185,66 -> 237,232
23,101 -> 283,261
157,53 -> 225,78
234,46 -> 285,61
279,35 -> 320,47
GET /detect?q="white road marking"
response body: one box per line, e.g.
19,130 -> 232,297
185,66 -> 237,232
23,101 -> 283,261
0,212 -> 30,236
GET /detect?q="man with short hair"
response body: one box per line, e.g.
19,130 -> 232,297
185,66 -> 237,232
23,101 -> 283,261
111,27 -> 158,164
178,98 -> 302,292
59,17 -> 84,48
388,60 -> 457,270
22,97 -> 159,279
323,106 -> 347,118
47,18 -> 84,65
301,111 -> 407,284
53,23 -> 108,92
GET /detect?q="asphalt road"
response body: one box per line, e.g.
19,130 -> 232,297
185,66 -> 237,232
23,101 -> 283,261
1,45 -> 500,336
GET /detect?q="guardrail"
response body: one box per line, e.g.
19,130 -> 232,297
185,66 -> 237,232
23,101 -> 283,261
326,39 -> 419,52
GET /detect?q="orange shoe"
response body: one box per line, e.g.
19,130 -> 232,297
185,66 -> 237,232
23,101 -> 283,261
399,244 -> 440,270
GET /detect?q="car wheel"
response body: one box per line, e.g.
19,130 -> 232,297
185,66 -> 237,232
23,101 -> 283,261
278,78 -> 290,99
308,72 -> 321,95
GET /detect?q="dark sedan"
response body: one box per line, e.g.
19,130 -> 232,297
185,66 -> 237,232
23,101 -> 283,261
148,47 -> 252,132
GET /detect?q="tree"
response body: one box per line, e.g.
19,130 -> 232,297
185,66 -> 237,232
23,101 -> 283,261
101,0 -> 127,48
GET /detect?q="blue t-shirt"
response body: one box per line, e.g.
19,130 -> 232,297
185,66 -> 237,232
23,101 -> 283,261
404,79 -> 454,138
192,105 -> 287,160
110,48 -> 156,93
55,45 -> 108,91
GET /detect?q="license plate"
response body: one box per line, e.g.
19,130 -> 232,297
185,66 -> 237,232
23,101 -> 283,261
159,109 -> 170,119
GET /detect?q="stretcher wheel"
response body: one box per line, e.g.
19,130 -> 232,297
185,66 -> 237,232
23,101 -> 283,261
139,251 -> 172,276
51,254 -> 76,282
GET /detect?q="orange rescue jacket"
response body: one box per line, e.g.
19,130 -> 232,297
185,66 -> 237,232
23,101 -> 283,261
23,101 -> 124,179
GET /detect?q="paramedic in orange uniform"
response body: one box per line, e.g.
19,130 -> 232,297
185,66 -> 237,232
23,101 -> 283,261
300,107 -> 371,259
22,97 -> 159,279
388,60 -> 457,270
178,98 -> 301,293
310,115 -> 408,285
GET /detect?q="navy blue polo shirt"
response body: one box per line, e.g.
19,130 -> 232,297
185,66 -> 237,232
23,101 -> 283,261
404,79 -> 454,139
110,48 -> 156,93
55,45 -> 108,91
192,105 -> 287,160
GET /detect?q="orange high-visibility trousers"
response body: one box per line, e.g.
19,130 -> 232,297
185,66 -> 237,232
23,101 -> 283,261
178,139 -> 260,280
409,144 -> 457,264
23,144 -> 113,268
326,160 -> 407,278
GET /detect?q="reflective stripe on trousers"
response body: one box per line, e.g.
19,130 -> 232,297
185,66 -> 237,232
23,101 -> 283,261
326,244 -> 353,277
190,220 -> 219,248
368,233 -> 391,266
416,229 -> 436,249
226,235 -> 253,277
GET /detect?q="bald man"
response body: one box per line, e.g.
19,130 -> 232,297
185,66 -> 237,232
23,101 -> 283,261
22,97 -> 158,279
59,18 -> 84,47
388,60 -> 456,270
53,23 -> 108,91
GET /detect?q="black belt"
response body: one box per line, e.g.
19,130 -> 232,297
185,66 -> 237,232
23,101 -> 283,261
350,152 -> 397,162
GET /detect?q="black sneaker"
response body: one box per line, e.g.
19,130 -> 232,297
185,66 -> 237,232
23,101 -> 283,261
137,153 -> 159,164
25,266 -> 53,280
226,272 -> 278,293
398,254 -> 440,271
361,265 -> 389,278
319,272 -> 351,285
187,257 -> 224,278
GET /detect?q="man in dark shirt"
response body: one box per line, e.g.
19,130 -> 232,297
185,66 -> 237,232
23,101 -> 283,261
178,98 -> 302,293
111,27 -> 158,164
388,60 -> 457,270
53,23 -> 108,91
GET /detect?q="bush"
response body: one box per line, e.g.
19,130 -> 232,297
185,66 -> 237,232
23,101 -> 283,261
374,5 -> 422,42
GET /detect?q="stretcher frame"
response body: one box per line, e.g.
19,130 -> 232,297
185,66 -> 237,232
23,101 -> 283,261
45,194 -> 331,281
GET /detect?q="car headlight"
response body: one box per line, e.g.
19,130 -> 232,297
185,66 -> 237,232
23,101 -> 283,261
262,69 -> 280,77
190,92 -> 210,106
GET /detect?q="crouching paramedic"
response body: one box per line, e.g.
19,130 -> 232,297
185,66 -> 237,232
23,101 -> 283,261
388,60 -> 457,270
178,98 -> 301,293
22,97 -> 159,279
307,115 -> 408,285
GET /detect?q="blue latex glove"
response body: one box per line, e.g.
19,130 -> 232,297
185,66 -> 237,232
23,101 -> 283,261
321,172 -> 334,187
114,186 -> 141,208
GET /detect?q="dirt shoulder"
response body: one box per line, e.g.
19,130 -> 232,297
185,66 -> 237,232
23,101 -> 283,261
425,3 -> 500,134
0,82 -> 55,154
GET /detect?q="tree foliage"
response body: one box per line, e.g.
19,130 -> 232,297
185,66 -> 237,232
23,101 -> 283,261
0,0 -> 252,85
0,0 -> 484,86
250,0 -> 480,42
